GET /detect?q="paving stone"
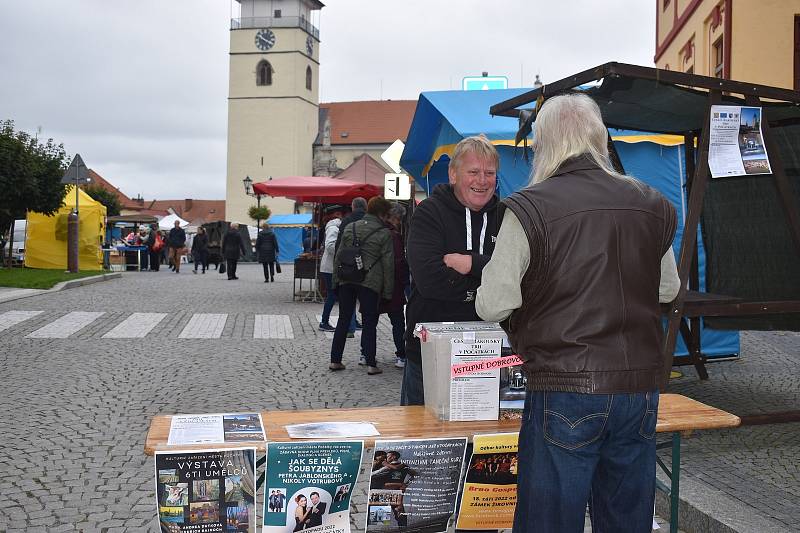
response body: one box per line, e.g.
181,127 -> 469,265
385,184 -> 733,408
1,264 -> 792,531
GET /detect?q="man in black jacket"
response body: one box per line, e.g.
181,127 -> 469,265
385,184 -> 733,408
401,135 -> 501,405
221,223 -> 248,280
167,220 -> 186,273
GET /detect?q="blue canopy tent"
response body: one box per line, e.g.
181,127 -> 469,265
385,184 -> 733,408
267,214 -> 313,264
400,89 -> 739,359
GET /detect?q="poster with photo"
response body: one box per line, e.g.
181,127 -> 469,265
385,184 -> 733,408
263,441 -> 363,533
366,437 -> 468,533
709,105 -> 772,178
456,433 -> 518,530
154,447 -> 256,533
167,413 -> 265,445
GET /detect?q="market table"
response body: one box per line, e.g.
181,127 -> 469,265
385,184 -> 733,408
144,394 -> 739,533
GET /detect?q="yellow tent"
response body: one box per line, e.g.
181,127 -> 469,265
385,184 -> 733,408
25,185 -> 106,270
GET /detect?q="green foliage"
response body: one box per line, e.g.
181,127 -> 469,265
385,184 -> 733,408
0,267 -> 105,289
248,205 -> 272,223
82,184 -> 122,216
0,120 -> 68,232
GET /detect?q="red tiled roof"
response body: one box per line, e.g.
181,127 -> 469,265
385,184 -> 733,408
319,100 -> 416,145
144,199 -> 226,226
87,169 -> 140,209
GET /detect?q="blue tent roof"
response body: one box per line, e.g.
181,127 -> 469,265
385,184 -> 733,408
400,89 -> 686,197
268,214 -> 313,226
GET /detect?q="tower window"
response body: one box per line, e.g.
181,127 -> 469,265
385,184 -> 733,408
257,60 -> 273,86
274,9 -> 281,18
306,66 -> 312,91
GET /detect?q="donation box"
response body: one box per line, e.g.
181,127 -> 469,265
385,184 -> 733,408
415,322 -> 526,422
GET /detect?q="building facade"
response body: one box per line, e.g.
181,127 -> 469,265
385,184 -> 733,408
225,0 -> 323,223
655,0 -> 800,89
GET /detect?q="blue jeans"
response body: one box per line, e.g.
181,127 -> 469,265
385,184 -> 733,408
400,356 -> 424,405
514,390 -> 659,533
320,273 -> 356,333
330,284 -> 379,366
386,309 -> 405,358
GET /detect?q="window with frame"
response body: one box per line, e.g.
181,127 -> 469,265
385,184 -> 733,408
713,37 -> 724,78
257,60 -> 273,86
306,66 -> 312,91
274,9 -> 282,18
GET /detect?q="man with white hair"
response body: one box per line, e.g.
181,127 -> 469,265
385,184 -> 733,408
476,93 -> 680,532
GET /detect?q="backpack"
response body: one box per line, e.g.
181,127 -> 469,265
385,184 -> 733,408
153,232 -> 164,252
337,222 -> 384,283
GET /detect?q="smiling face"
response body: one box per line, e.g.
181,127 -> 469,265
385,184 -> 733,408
449,150 -> 497,211
310,493 -> 320,505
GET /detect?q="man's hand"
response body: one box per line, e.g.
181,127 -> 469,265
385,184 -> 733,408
443,253 -> 472,275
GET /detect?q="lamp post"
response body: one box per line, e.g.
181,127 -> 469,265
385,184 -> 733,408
242,176 -> 262,229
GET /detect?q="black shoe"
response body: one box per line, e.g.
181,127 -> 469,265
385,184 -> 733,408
271,277 -> 275,282
233,276 -> 239,280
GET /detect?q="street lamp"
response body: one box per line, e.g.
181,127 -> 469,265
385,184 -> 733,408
242,176 -> 262,229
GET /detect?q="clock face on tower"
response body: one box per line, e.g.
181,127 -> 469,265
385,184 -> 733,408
255,29 -> 276,51
306,36 -> 314,55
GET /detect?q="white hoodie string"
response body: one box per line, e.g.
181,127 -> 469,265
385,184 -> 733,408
465,208 -> 488,255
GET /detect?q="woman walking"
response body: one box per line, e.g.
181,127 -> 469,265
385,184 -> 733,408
192,227 -> 209,274
255,223 -> 279,282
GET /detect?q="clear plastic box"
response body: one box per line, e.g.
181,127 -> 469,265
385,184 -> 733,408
414,321 -> 510,421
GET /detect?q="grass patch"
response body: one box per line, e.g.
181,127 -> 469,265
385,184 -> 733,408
0,268 -> 106,289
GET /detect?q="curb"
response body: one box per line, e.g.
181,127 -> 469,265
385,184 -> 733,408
0,272 -> 122,304
655,469 -> 788,533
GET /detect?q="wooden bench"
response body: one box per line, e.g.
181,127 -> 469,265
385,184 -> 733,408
145,394 -> 739,533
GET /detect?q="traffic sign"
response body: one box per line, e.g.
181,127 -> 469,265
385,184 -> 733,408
462,76 -> 508,91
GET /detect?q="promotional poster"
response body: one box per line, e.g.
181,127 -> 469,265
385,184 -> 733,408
366,437 -> 468,533
167,413 -> 265,445
456,433 -> 518,530
154,447 -> 257,533
263,441 -> 363,533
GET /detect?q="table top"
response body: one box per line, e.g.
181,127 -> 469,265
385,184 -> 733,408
144,394 -> 740,455
144,393 -> 740,455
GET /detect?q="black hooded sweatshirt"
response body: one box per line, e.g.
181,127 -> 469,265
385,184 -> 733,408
405,183 -> 500,363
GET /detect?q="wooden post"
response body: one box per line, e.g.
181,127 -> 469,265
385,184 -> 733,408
661,91 -> 721,389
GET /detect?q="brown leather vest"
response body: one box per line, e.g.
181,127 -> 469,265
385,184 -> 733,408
502,157 -> 677,393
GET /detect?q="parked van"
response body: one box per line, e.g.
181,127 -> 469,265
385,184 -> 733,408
2,219 -> 26,264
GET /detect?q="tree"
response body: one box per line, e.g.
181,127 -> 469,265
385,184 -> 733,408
82,184 -> 122,216
0,120 -> 69,265
248,205 -> 271,227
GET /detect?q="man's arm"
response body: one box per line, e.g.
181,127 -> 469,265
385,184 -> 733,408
407,202 -> 480,302
380,231 -> 394,300
659,248 -> 680,303
476,210 -> 530,322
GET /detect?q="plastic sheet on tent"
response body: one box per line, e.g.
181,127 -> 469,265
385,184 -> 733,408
25,186 -> 106,270
268,214 -> 313,263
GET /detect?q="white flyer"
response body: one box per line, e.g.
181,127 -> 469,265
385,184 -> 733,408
709,105 -> 772,178
449,338 -> 502,421
167,412 -> 266,445
285,421 -> 380,439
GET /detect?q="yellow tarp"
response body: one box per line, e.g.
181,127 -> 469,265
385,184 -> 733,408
25,186 -> 106,270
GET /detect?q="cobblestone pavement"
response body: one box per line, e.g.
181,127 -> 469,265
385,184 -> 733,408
0,264 -> 793,531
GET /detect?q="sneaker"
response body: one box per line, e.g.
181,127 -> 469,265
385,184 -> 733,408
394,357 -> 406,368
318,323 -> 335,332
329,362 -> 346,371
346,332 -> 355,338
358,356 -> 367,366
193,270 -> 197,274
367,366 -> 383,375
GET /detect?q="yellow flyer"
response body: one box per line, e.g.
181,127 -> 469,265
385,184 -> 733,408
455,433 -> 518,529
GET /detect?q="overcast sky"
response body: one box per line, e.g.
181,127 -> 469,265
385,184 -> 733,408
0,1 -> 655,200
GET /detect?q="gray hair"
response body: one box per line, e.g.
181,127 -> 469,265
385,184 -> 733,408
351,197 -> 367,211
230,222 -> 239,229
388,204 -> 406,219
530,93 -> 629,185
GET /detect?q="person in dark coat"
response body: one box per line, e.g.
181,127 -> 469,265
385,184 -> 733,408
167,220 -> 187,273
255,223 -> 280,282
221,222 -> 248,280
191,227 -> 209,274
379,204 -> 410,369
144,224 -> 161,271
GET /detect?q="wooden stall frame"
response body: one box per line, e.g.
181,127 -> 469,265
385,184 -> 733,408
488,62 -> 800,387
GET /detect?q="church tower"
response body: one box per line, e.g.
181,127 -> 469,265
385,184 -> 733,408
226,0 -> 323,222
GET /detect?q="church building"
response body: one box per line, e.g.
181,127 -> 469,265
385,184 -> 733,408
225,0 -> 415,223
